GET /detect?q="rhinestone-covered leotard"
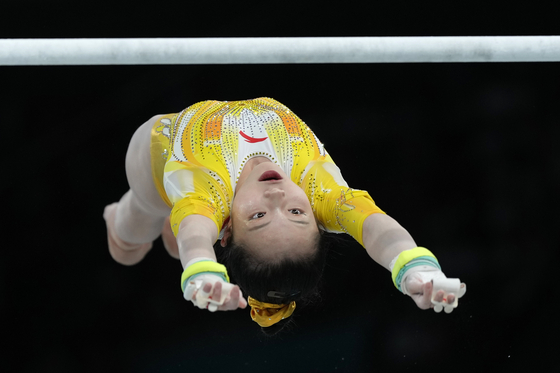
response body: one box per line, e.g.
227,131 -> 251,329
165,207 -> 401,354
149,97 -> 384,246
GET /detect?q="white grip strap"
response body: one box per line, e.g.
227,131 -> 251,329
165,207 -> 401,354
431,278 -> 467,313
390,250 -> 466,313
181,258 -> 231,312
183,273 -> 237,312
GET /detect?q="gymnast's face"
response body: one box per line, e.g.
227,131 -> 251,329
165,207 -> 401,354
225,161 -> 319,261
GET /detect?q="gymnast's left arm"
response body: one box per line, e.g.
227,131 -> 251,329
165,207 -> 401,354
362,213 -> 467,312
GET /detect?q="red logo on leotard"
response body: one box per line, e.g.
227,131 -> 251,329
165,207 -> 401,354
239,130 -> 268,143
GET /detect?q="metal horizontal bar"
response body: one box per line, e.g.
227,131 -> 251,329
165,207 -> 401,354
1,36 -> 560,65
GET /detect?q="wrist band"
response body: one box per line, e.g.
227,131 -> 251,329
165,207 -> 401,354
181,260 -> 230,292
391,247 -> 440,292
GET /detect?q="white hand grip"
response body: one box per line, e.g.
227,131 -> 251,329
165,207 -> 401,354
193,278 -> 235,305
184,275 -> 235,311
431,278 -> 460,313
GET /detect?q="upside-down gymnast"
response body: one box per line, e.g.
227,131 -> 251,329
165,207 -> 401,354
103,97 -> 466,335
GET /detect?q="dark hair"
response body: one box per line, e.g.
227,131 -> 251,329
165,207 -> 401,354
215,230 -> 329,336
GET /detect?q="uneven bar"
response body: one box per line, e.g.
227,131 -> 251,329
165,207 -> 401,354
1,36 -> 560,65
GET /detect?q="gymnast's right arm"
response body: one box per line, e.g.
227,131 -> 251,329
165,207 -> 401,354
176,214 -> 247,311
176,214 -> 219,269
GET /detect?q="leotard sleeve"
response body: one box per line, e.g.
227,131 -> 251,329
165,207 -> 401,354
163,160 -> 230,237
299,156 -> 385,247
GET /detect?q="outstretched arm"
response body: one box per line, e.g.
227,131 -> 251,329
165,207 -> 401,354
176,214 -> 219,268
176,215 -> 247,311
362,213 -> 466,311
362,213 -> 417,271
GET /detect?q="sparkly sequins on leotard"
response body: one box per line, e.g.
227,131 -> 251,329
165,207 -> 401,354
152,97 -> 384,246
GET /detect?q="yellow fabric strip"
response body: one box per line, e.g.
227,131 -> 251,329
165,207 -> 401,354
169,198 -> 222,238
180,261 -> 230,291
391,247 -> 438,288
164,160 -> 231,237
248,296 -> 296,328
303,161 -> 385,247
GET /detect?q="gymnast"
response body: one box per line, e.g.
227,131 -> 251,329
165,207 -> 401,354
103,97 -> 466,335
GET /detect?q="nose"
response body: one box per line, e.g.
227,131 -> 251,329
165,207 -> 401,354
264,188 -> 285,199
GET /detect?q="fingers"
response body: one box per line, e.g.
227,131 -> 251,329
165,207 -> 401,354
408,281 -> 431,310
446,293 -> 456,305
407,277 -> 467,313
187,279 -> 247,312
222,286 -> 240,311
433,289 -> 445,303
212,281 -> 222,302
196,283 -> 213,309
203,282 -> 213,294
458,283 -> 467,297
206,282 -> 219,312
432,289 -> 446,313
198,282 -> 247,311
411,282 -> 454,312
432,287 -> 462,314
234,286 -> 247,309
218,285 -> 247,311
238,289 -> 248,309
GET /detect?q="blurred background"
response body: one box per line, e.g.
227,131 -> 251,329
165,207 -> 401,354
1,1 -> 558,372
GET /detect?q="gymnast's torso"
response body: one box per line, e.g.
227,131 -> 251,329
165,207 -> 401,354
149,97 -> 384,245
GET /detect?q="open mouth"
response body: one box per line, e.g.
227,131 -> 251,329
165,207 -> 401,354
258,170 -> 283,182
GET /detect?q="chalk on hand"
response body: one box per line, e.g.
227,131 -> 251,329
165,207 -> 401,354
431,278 -> 461,311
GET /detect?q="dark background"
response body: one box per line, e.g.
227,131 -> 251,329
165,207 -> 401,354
1,1 -> 558,372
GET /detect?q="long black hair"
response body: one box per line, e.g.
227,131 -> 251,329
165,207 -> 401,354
215,230 -> 330,336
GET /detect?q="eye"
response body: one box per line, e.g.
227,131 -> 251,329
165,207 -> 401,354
251,212 -> 266,219
289,209 -> 303,215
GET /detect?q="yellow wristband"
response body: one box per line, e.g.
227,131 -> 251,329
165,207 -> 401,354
391,247 -> 440,291
180,261 -> 230,292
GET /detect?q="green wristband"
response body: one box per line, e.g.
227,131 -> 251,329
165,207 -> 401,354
181,261 -> 230,292
391,247 -> 440,292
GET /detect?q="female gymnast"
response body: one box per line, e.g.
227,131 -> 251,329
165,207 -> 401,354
103,97 -> 466,335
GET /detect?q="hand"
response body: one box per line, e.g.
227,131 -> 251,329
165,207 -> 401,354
183,274 -> 248,312
404,271 -> 467,312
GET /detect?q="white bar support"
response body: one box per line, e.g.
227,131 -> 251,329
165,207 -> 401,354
1,36 -> 560,65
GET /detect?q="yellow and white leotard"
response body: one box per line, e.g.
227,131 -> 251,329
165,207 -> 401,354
150,97 -> 385,247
